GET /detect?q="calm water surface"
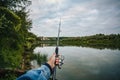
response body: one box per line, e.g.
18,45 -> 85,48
33,46 -> 120,80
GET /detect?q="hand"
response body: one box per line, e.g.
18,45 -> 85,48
47,53 -> 59,69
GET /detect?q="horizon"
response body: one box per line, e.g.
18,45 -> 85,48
36,33 -> 120,37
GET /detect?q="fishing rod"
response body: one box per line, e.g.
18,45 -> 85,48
52,18 -> 64,80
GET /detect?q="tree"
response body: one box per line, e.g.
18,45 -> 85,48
0,7 -> 23,68
0,0 -> 33,69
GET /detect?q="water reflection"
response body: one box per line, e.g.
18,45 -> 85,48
31,53 -> 47,69
34,46 -> 120,80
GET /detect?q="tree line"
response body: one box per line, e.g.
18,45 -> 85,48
60,34 -> 120,50
38,34 -> 120,50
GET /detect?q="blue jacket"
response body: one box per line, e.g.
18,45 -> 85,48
17,63 -> 52,80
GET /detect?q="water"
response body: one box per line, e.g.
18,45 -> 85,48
33,46 -> 120,80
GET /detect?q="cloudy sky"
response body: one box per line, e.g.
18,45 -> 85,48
29,0 -> 120,37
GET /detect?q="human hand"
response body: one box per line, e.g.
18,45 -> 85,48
47,53 -> 59,69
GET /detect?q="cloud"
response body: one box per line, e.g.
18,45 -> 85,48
29,0 -> 120,37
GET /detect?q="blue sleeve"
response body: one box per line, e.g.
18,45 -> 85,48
17,64 -> 51,80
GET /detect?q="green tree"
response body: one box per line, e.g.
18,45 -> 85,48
0,7 -> 23,69
0,0 -> 33,69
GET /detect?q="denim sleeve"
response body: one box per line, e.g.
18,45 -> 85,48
17,64 -> 51,80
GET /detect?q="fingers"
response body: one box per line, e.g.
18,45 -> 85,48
55,57 -> 59,65
52,53 -> 61,66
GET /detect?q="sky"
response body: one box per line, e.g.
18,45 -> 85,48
29,0 -> 120,37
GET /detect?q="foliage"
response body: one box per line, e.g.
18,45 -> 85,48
0,7 -> 23,69
0,0 -> 38,79
0,0 -> 31,11
0,0 -> 37,69
0,73 -> 16,80
31,53 -> 48,66
60,34 -> 120,50
38,34 -> 120,50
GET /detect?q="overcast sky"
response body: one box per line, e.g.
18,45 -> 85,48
29,0 -> 120,37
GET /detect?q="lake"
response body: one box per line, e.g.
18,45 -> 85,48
33,46 -> 120,80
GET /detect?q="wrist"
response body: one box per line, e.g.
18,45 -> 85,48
47,61 -> 54,69
44,63 -> 53,75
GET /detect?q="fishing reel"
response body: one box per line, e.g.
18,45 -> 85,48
56,55 -> 64,69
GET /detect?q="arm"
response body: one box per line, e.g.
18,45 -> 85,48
17,54 -> 56,80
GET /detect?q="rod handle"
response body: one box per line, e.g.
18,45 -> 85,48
55,47 -> 58,55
